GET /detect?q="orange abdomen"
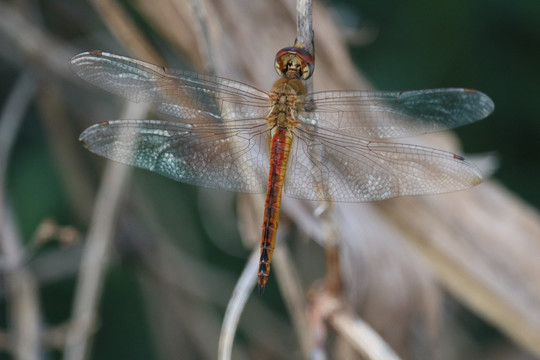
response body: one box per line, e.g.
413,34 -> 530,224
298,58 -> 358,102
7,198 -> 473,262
258,127 -> 293,294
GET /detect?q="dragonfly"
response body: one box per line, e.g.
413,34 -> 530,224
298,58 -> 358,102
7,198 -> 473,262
71,47 -> 494,294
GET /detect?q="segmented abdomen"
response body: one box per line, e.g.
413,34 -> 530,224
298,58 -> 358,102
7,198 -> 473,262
257,127 -> 293,294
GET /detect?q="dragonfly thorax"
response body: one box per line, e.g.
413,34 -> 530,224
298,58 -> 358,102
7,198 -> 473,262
268,78 -> 305,130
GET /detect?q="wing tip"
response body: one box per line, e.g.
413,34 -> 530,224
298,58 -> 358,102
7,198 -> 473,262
464,88 -> 495,117
470,175 -> 483,186
409,87 -> 495,120
453,152 -> 484,186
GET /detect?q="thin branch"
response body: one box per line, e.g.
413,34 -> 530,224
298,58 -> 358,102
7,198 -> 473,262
0,94 -> 40,351
63,102 -> 149,360
1,207 -> 42,360
37,81 -> 95,223
0,72 -> 41,360
294,0 -> 314,95
0,72 -> 35,189
377,189 -> 540,355
315,202 -> 342,295
273,229 -> 312,358
186,0 -> 217,74
218,248 -> 259,360
89,0 -> 162,63
314,292 -> 402,360
295,0 -> 314,54
132,205 -> 296,359
0,2 -> 78,81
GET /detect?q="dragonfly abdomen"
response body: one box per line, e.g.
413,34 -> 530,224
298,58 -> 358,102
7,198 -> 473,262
258,127 -> 293,294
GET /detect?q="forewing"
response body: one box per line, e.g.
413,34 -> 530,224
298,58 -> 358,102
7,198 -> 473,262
285,127 -> 482,202
297,89 -> 494,139
80,120 -> 270,193
70,51 -> 270,123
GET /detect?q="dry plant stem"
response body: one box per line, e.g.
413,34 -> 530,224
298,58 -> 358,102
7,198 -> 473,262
37,82 -> 95,223
294,0 -> 314,95
316,293 -> 402,360
273,232 -> 312,358
377,187 -> 540,355
0,72 -> 35,189
294,0 -> 348,355
0,2 -> 78,81
180,0 -> 274,358
186,0 -> 217,74
218,248 -> 260,360
2,208 -> 42,360
316,202 -> 342,295
295,0 -> 314,54
177,3 -> 254,357
89,0 -> 162,63
324,244 -> 342,295
131,209 -> 295,358
132,0 -> 203,67
63,102 -> 149,360
0,73 -> 41,360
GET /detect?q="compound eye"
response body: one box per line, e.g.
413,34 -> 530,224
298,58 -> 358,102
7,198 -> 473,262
274,47 -> 314,80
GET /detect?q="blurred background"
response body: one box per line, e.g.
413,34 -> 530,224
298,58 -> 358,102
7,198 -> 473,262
1,0 -> 539,359
338,0 -> 540,207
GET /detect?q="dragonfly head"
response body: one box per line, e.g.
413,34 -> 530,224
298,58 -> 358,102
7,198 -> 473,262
274,47 -> 314,80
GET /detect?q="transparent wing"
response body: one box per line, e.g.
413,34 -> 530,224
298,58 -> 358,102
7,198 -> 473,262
80,120 -> 270,193
297,89 -> 494,139
284,126 -> 482,202
72,51 -> 489,201
70,51 -> 271,123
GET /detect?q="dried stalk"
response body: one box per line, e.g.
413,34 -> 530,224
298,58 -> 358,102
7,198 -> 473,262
319,294 -> 401,360
63,102 -> 149,360
89,0 -> 162,63
0,2 -> 78,81
0,72 -> 41,360
37,81 -> 95,223
273,234 -> 312,358
218,249 -> 259,360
